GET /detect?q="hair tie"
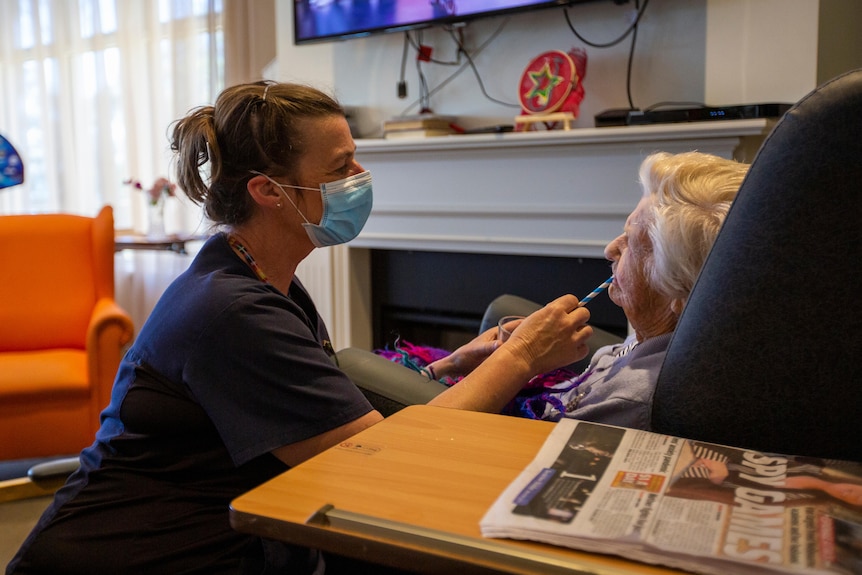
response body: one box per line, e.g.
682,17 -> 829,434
262,83 -> 271,102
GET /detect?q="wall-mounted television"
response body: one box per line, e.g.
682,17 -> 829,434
294,0 -> 613,45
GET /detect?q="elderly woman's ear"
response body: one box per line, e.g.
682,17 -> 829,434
670,298 -> 686,317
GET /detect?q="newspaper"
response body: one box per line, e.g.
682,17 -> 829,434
480,419 -> 862,575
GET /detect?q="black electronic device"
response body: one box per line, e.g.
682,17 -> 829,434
461,124 -> 515,134
595,103 -> 793,128
294,0 -> 624,45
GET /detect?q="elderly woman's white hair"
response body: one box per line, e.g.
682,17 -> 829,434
638,151 -> 749,314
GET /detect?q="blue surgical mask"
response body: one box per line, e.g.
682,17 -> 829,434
251,170 -> 373,247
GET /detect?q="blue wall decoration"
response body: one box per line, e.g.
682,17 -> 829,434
0,134 -> 24,190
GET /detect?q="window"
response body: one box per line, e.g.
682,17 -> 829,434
0,0 -> 224,233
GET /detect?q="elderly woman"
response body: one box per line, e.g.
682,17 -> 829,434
423,151 -> 749,429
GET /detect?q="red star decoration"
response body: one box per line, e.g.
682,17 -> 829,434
518,49 -> 587,120
526,62 -> 564,109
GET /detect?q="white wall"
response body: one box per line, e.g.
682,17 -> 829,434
275,0 -> 861,136
273,1 -> 335,88
704,0 -> 820,104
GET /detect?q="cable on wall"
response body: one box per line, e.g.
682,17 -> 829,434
564,0 -> 650,48
565,0 -> 650,110
398,33 -> 409,98
446,28 -> 520,109
398,18 -> 511,116
413,30 -> 433,112
395,1 -> 653,117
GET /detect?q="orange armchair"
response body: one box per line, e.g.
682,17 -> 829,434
0,206 -> 134,459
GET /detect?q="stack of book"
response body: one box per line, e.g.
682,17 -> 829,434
383,115 -> 458,140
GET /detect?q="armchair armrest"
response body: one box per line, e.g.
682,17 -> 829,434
0,456 -> 80,502
86,298 -> 135,428
28,456 -> 80,490
336,347 -> 448,417
87,298 -> 135,355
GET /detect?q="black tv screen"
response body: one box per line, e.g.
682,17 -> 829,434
294,0 -> 603,45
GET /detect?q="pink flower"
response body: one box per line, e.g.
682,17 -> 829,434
124,177 -> 176,206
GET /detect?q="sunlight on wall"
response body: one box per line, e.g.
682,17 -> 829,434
114,246 -> 202,337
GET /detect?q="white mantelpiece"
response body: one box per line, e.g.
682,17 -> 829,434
300,120 -> 775,350
351,120 -> 771,259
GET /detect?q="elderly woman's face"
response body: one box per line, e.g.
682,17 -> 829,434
604,196 -> 675,340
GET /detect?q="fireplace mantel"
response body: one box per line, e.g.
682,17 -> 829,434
301,120 -> 775,349
350,119 -> 773,258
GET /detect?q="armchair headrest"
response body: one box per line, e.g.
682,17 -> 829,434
0,207 -> 114,351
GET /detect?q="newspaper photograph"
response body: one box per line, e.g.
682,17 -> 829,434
480,419 -> 862,575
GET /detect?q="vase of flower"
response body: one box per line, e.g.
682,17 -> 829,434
125,177 -> 176,238
147,200 -> 166,238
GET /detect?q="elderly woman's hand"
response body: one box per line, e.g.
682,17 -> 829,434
427,327 -> 501,380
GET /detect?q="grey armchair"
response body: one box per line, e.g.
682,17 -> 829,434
651,68 -> 862,462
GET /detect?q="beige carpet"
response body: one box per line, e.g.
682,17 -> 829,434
0,496 -> 51,569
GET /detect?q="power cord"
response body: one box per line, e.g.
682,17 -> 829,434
398,33 -> 409,98
396,1 -> 653,117
564,0 -> 650,48
398,18 -> 511,116
446,28 -> 519,108
404,30 -> 463,66
414,30 -> 432,112
565,0 -> 650,110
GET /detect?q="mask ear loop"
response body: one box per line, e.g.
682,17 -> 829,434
249,170 -> 313,225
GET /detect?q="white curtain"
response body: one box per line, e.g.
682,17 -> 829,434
0,0 -> 225,236
0,0 -> 234,332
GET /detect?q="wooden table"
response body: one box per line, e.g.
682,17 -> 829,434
230,405 -> 687,575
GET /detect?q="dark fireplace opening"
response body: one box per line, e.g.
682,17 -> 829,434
371,250 -> 628,352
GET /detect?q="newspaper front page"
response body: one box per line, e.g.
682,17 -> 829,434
480,419 -> 862,575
